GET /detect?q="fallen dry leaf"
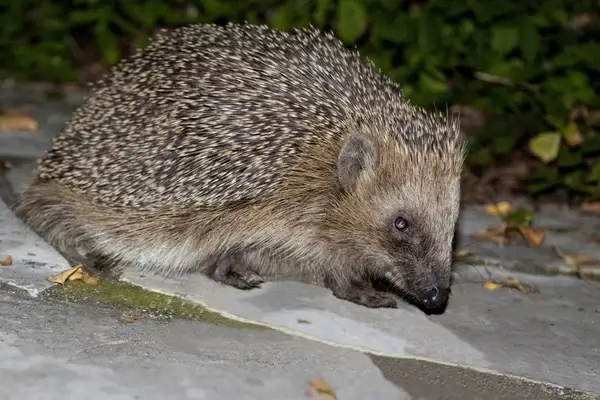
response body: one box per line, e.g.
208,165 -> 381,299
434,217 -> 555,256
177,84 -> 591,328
484,201 -> 512,216
483,277 -> 539,294
562,254 -> 599,267
482,281 -> 502,290
0,255 -> 12,266
474,224 -> 508,246
47,264 -> 99,285
118,315 -> 137,324
552,246 -> 600,267
0,109 -> 38,132
581,202 -> 600,214
48,265 -> 84,284
517,226 -> 545,248
306,377 -> 337,400
475,223 -> 545,248
499,277 -> 540,294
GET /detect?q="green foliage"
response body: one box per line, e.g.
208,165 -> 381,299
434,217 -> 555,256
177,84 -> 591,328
1,0 -> 599,199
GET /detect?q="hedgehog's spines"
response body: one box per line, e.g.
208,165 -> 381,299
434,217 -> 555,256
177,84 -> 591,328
33,22 -> 463,210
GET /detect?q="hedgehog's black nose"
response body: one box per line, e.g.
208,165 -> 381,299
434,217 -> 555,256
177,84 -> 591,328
420,286 -> 450,309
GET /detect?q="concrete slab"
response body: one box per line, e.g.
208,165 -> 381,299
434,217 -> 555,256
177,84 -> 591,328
0,285 -> 410,400
1,283 -> 597,400
119,266 -> 600,394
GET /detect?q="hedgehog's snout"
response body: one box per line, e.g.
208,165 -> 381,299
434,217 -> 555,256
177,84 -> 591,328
390,255 -> 452,313
408,266 -> 452,314
417,285 -> 450,311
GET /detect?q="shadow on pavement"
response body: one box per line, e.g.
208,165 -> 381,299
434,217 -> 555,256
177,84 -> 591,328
370,355 -> 599,400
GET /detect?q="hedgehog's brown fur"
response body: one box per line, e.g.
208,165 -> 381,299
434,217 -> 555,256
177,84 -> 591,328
16,22 -> 466,311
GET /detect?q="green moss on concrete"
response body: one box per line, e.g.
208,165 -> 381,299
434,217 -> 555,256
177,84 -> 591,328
42,278 -> 268,330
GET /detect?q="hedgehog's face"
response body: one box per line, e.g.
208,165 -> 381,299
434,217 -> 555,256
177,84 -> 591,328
335,130 -> 463,313
365,175 -> 461,313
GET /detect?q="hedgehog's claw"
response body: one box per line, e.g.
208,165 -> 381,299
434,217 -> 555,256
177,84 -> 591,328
209,254 -> 263,290
325,277 -> 398,308
240,270 -> 264,286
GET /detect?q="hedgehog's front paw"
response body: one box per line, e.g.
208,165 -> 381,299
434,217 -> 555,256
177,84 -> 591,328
327,279 -> 398,308
209,255 -> 264,290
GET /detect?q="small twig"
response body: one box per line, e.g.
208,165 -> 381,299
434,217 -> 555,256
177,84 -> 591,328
474,71 -> 539,93
482,260 -> 494,281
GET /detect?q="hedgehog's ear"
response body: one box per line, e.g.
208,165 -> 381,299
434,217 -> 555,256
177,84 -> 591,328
337,134 -> 378,191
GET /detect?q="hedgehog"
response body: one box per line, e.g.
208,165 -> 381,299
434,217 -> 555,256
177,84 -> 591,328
16,22 -> 466,312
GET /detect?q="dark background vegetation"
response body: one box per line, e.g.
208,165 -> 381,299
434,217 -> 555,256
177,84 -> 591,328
1,0 -> 599,203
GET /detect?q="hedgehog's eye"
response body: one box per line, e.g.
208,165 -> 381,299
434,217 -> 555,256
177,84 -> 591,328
394,216 -> 409,233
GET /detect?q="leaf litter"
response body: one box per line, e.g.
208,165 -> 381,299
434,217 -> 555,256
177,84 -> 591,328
483,201 -> 512,216
47,264 -> 99,286
306,377 -> 337,400
476,202 -> 545,248
0,255 -> 12,266
552,246 -> 600,279
0,109 -> 38,132
482,276 -> 540,294
552,246 -> 599,267
481,257 -> 540,294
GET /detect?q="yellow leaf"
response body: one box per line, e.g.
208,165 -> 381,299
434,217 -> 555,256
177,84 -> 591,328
47,265 -> 84,285
306,377 -> 337,400
0,109 -> 38,132
47,264 -> 100,285
0,255 -> 12,266
483,281 -> 502,290
528,132 -> 561,163
484,201 -> 512,216
517,226 -> 545,248
561,122 -> 583,147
